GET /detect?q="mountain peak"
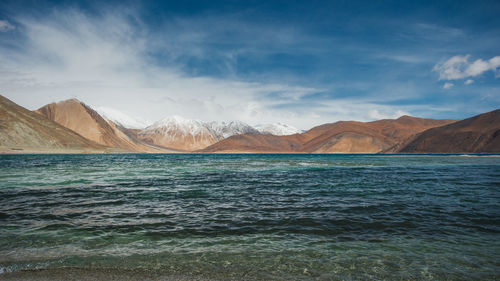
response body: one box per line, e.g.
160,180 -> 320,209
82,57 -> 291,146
396,115 -> 417,121
57,98 -> 82,105
149,115 -> 204,130
139,115 -> 259,150
0,95 -> 108,152
255,122 -> 302,136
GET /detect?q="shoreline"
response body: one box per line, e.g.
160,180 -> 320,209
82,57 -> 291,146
1,150 -> 500,156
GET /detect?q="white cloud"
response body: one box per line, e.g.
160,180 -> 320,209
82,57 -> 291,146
443,82 -> 454,89
433,55 -> 500,80
378,54 -> 426,64
0,20 -> 15,32
413,23 -> 464,39
464,79 -> 474,85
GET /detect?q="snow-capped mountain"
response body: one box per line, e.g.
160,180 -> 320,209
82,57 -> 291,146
85,106 -> 302,150
146,115 -> 209,136
138,116 -> 258,151
206,120 -> 259,141
94,106 -> 150,129
254,123 -> 302,136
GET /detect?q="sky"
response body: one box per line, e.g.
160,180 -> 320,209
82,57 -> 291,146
0,0 -> 499,129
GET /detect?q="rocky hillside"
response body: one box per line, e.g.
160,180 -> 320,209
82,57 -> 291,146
36,99 -> 175,153
397,109 -> 500,153
0,95 -> 113,153
201,116 -> 456,153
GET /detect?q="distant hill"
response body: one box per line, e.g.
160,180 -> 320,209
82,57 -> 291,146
36,99 -> 175,153
201,116 -> 456,153
397,109 -> 500,153
0,95 -> 113,153
201,133 -> 305,153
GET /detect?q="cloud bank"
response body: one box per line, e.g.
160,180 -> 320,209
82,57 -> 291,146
433,55 -> 500,80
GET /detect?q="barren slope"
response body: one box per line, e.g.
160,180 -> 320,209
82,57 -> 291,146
398,109 -> 500,153
202,116 -> 456,153
36,99 -> 174,153
0,95 -> 113,153
300,116 -> 456,153
200,133 -> 305,153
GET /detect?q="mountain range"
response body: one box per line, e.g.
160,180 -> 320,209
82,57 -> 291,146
35,98 -> 303,151
0,95 -> 498,153
138,116 -> 259,151
200,116 -> 458,153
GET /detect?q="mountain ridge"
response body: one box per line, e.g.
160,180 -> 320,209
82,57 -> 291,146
201,116 -> 458,153
138,116 -> 260,151
35,99 -> 176,153
0,95 -> 116,153
396,109 -> 500,153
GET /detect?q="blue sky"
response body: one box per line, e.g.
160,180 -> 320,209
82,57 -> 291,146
0,0 -> 499,129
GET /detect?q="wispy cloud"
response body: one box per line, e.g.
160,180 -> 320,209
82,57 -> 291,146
0,19 -> 14,32
1,2 -> 497,128
0,6 -> 432,129
375,53 -> 428,64
464,79 -> 474,85
0,8 -> 328,129
413,23 -> 464,39
433,55 -> 500,80
443,82 -> 454,89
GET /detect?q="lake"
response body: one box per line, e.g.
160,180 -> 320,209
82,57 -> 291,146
0,154 -> 499,280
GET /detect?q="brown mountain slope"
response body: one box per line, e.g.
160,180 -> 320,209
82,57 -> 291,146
200,133 -> 305,153
299,121 -> 395,153
300,116 -> 456,153
397,109 -> 500,153
36,99 -> 175,153
0,95 -> 114,153
369,115 -> 458,142
201,116 -> 456,153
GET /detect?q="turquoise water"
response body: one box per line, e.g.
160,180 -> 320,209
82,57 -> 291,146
0,154 -> 499,280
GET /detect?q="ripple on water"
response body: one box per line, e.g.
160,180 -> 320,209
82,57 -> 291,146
0,154 -> 499,280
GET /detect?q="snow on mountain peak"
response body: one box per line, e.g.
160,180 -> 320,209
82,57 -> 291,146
143,116 -> 258,141
206,120 -> 259,140
92,105 -> 302,140
145,115 -> 208,137
152,115 -> 202,127
94,106 -> 150,129
255,122 -> 302,136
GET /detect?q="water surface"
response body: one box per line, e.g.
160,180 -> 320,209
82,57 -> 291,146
0,154 -> 499,280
